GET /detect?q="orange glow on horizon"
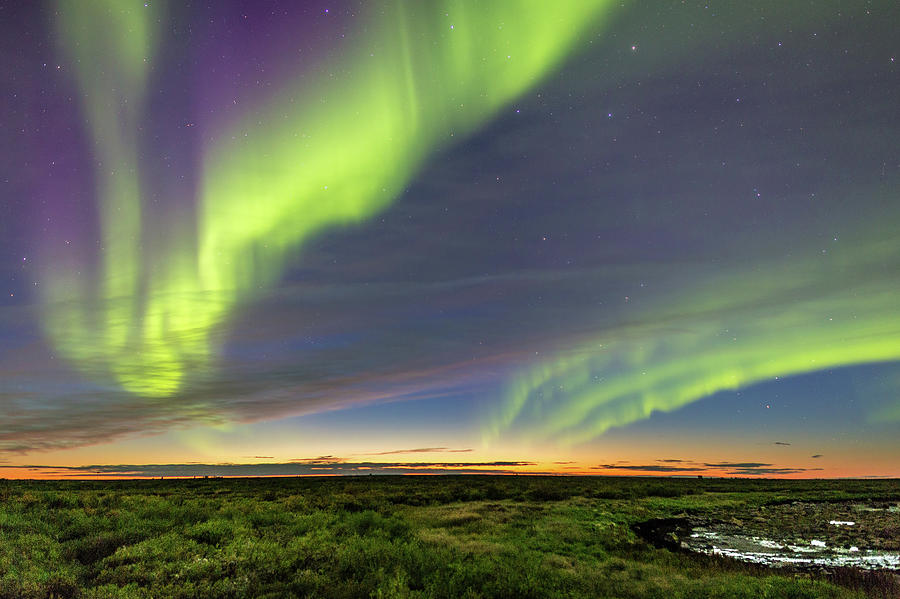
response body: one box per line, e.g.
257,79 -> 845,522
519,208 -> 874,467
1,460 -> 896,481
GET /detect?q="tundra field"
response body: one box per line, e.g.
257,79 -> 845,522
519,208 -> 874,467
0,476 -> 898,599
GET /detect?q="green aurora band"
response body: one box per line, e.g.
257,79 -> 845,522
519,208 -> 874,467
487,223 -> 900,445
42,0 -> 616,397
477,1 -> 900,445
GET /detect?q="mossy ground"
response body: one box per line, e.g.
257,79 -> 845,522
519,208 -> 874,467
0,477 -> 897,598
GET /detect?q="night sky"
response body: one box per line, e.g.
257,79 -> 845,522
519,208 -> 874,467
1,1 -> 898,478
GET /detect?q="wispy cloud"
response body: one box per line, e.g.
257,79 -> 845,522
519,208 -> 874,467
7,460 -> 538,478
594,464 -> 699,473
702,462 -> 771,469
289,455 -> 347,465
592,459 -> 825,477
362,447 -> 472,456
773,442 -> 791,446
0,273 -> 548,455
727,467 -> 823,476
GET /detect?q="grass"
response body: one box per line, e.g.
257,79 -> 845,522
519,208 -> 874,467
0,476 -> 897,598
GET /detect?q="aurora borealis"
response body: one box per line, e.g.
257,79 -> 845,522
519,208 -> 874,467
45,0 -> 613,397
1,1 -> 898,478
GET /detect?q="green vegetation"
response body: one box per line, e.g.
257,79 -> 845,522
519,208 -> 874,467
0,477 -> 897,598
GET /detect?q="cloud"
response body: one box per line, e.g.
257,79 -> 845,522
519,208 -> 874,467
0,316 -> 528,455
811,454 -> 823,458
289,455 -> 347,465
0,270 -> 554,455
726,467 -> 824,476
363,447 -> 472,455
702,462 -> 772,469
19,458 -> 829,478
773,442 -> 791,446
8,460 -> 538,478
594,464 -> 700,473
592,460 -> 825,477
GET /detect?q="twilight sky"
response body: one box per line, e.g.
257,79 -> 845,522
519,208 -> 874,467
1,1 -> 898,478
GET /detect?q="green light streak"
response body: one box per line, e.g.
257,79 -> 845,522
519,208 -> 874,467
486,233 -> 900,445
45,1 -> 180,395
43,1 -> 615,397
196,1 -> 615,296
